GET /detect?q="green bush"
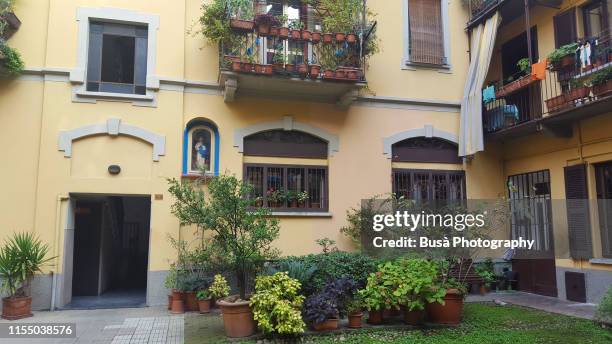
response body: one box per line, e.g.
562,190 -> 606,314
276,251 -> 379,295
250,272 -> 305,336
209,274 -> 230,299
0,40 -> 24,77
547,43 -> 578,66
591,66 -> 612,86
596,286 -> 612,324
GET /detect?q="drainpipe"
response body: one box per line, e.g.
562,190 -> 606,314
51,195 -> 69,311
524,0 -> 533,64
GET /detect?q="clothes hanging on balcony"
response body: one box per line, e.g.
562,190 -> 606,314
459,12 -> 501,157
579,41 -> 592,69
482,85 -> 496,104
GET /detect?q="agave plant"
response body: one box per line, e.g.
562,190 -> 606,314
0,232 -> 54,298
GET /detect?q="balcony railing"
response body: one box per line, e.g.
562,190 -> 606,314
483,32 -> 612,136
214,0 -> 374,105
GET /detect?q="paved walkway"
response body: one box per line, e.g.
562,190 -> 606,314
466,291 -> 597,320
0,306 -> 184,344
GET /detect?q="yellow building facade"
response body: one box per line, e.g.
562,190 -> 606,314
0,0 -> 611,309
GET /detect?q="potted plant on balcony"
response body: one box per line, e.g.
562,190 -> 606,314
272,43 -> 285,73
566,77 -> 591,103
302,26 -> 312,41
0,0 -> 21,40
0,232 -> 53,320
242,53 -> 256,73
591,66 -> 612,97
168,175 -> 281,338
228,0 -> 255,31
275,14 -> 289,39
0,39 -> 23,77
254,13 -> 279,36
548,43 -> 578,71
545,93 -> 567,112
289,20 -> 304,40
311,31 -> 321,44
322,32 -> 333,44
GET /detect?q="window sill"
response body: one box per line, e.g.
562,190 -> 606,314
270,212 -> 333,218
589,258 -> 612,266
181,173 -> 215,180
75,90 -> 154,102
402,60 -> 452,73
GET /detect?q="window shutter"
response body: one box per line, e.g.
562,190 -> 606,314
553,8 -> 577,48
564,164 -> 593,259
408,0 -> 444,65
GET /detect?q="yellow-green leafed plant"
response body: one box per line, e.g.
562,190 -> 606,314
209,274 -> 230,299
249,272 -> 305,336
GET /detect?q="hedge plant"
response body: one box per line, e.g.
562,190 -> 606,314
547,43 -> 578,66
249,272 -> 305,336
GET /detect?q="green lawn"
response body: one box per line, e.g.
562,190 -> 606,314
185,303 -> 612,344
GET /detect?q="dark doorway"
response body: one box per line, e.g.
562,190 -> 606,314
501,27 -> 538,83
508,170 -> 558,297
69,195 -> 150,309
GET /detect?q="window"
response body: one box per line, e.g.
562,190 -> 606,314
86,21 -> 148,95
404,0 -> 449,66
582,0 -> 610,38
186,126 -> 216,175
392,169 -> 465,201
245,164 -> 328,212
595,162 -> 612,258
392,137 -> 461,163
244,130 -> 328,159
554,8 -> 577,48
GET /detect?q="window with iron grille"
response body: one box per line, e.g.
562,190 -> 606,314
392,169 -> 466,201
244,164 -> 328,212
406,0 -> 446,66
86,21 -> 148,95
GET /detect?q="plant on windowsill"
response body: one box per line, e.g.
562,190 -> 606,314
267,189 -> 284,208
548,43 -> 578,71
168,175 -> 280,338
0,232 -> 54,320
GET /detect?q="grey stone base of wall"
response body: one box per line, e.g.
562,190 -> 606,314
556,266 -> 612,304
147,270 -> 170,306
0,273 -> 54,312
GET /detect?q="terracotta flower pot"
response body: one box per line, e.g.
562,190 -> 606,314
347,33 -> 357,43
545,94 -> 566,111
348,312 -> 363,328
273,63 -> 285,73
167,295 -> 172,310
290,29 -> 301,40
383,307 -> 401,318
254,64 -> 264,74
262,64 -> 273,75
298,64 -> 308,77
285,64 -> 296,73
198,299 -> 211,314
367,310 -> 383,325
335,32 -> 346,42
231,61 -> 242,72
230,19 -> 255,32
242,63 -> 254,73
346,68 -> 359,80
185,291 -> 199,312
593,80 -> 612,97
323,33 -> 333,44
565,86 -> 591,102
2,297 -> 33,320
479,284 -> 489,295
171,289 -> 182,301
311,32 -> 321,44
323,69 -> 334,78
426,289 -> 464,325
257,24 -> 271,36
313,318 -> 338,331
335,69 -> 346,79
310,65 -> 321,79
170,299 -> 184,314
278,27 -> 290,39
403,309 -> 425,325
217,298 -> 256,338
270,26 -> 279,37
301,30 -> 312,41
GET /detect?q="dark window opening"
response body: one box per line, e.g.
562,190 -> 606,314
501,27 -> 538,83
87,21 -> 148,95
244,164 -> 328,212
392,169 -> 466,201
582,0 -> 610,39
392,137 -> 460,163
554,8 -> 577,48
244,130 -> 328,159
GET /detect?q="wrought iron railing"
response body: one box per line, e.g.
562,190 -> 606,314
219,0 -> 374,82
483,31 -> 612,134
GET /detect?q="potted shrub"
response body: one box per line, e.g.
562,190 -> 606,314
297,191 -> 309,207
289,20 -> 303,40
196,290 -> 212,314
548,43 -> 578,70
347,296 -> 364,329
254,13 -> 279,36
0,40 -> 24,77
592,66 -> 612,97
168,175 -> 281,338
358,274 -> 389,325
275,14 -> 289,40
209,274 -> 231,307
303,277 -> 358,331
425,279 -> 466,325
250,272 -> 305,337
566,78 -> 591,103
0,232 -> 53,320
228,0 -> 255,31
0,0 -> 21,40
475,259 -> 495,295
164,265 -> 177,310
182,273 -> 211,312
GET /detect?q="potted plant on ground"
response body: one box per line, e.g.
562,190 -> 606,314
591,66 -> 612,97
209,274 -> 231,307
347,295 -> 364,328
168,175 -> 281,338
548,43 -> 578,71
358,270 -> 393,325
164,265 -> 177,310
475,259 -> 495,295
196,289 -> 212,313
303,277 -> 358,331
0,232 -> 53,320
425,277 -> 466,325
250,272 -> 305,338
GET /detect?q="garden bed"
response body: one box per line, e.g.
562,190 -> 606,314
185,303 -> 612,343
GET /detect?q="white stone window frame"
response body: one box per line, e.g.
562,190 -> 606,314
401,0 -> 452,72
71,7 -> 160,106
187,126 -> 216,175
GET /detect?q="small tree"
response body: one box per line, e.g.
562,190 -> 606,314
168,174 -> 280,300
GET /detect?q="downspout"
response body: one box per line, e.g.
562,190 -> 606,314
524,0 -> 533,64
51,195 -> 69,311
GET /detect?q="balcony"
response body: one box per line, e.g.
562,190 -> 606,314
200,0 -> 375,107
483,32 -> 612,140
466,0 -> 562,30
